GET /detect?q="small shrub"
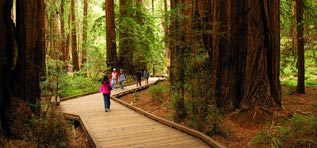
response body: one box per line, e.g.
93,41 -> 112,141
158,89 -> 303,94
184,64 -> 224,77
149,85 -> 167,101
171,94 -> 187,122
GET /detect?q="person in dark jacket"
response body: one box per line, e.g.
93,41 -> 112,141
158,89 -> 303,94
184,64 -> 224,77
135,69 -> 142,87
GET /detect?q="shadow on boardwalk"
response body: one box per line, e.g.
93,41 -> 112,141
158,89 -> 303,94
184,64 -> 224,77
59,77 -> 223,148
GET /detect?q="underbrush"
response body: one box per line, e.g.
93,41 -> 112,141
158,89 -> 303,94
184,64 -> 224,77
148,84 -> 168,101
252,104 -> 317,147
1,98 -> 89,148
149,81 -> 230,138
280,48 -> 317,87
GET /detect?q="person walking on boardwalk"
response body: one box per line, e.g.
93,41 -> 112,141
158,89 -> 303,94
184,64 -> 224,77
143,69 -> 149,85
99,75 -> 112,112
118,69 -> 126,89
111,68 -> 118,89
135,69 -> 142,87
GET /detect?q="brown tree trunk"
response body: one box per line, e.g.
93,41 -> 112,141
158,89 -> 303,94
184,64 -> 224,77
204,0 -> 281,110
15,0 -> 45,109
296,0 -> 305,93
171,0 -> 281,112
291,1 -> 297,55
152,0 -> 154,14
0,0 -> 15,133
169,0 -> 176,85
66,13 -> 71,62
106,0 -> 118,69
71,0 -> 79,71
82,0 -> 88,65
60,0 -> 67,62
170,0 -> 187,121
163,0 -> 169,64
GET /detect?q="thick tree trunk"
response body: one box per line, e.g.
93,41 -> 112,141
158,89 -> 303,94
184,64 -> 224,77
82,0 -> 88,65
171,0 -> 281,112
169,0 -> 176,85
15,0 -> 45,109
296,0 -> 305,93
106,0 -> 118,69
71,0 -> 79,71
205,0 -> 281,110
0,0 -> 15,133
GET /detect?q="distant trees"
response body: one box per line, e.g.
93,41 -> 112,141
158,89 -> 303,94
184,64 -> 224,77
82,0 -> 88,65
71,0 -> 79,71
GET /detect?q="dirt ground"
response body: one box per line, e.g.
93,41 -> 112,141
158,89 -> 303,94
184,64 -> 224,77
119,84 -> 317,148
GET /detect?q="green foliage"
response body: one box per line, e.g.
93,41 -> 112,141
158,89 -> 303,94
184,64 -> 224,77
280,49 -> 317,87
280,0 -> 317,88
252,112 -> 317,147
171,92 -> 187,122
41,58 -> 101,98
59,72 -> 100,97
149,84 -> 167,101
116,2 -> 166,75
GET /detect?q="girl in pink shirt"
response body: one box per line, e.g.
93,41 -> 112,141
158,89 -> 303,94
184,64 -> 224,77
99,75 -> 112,112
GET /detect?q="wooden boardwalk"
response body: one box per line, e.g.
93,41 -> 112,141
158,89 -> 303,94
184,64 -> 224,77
59,78 -> 217,148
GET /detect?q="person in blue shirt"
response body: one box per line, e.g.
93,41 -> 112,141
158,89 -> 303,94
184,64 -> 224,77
143,69 -> 149,85
118,69 -> 126,89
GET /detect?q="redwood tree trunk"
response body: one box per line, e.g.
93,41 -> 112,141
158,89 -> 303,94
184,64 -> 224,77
71,0 -> 79,71
296,0 -> 305,93
204,0 -> 281,110
106,0 -> 118,69
171,0 -> 281,112
82,0 -> 88,65
0,0 -> 15,133
60,0 -> 67,62
15,0 -> 45,110
169,0 -> 176,85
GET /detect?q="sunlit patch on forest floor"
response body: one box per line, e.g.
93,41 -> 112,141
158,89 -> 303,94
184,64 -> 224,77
119,84 -> 317,148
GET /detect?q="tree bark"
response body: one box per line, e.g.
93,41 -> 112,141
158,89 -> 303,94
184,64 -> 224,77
71,0 -> 79,71
296,0 -> 305,93
106,0 -> 118,69
0,0 -> 15,133
82,0 -> 88,65
60,0 -> 67,62
171,0 -> 282,112
169,0 -> 176,85
15,0 -> 45,109
206,0 -> 281,110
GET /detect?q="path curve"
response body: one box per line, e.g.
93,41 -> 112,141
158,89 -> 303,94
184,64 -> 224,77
59,78 -> 223,148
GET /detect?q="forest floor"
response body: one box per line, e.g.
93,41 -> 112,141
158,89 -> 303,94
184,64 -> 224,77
119,83 -> 317,148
